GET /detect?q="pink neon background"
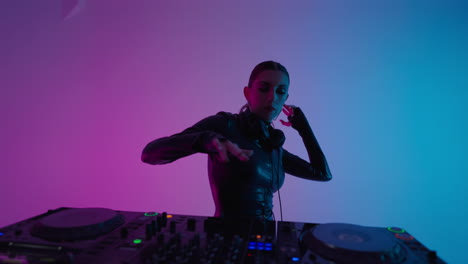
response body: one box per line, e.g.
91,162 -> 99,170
1,1 -> 467,263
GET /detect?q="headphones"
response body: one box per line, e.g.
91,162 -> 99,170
238,109 -> 285,151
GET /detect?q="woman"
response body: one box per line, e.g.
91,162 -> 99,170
142,61 -> 332,220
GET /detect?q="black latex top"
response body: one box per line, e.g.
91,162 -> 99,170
142,108 -> 331,220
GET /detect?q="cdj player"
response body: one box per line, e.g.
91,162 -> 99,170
0,207 -> 446,263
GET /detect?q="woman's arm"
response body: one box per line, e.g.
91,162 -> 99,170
142,112 -> 253,165
141,114 -> 227,165
282,107 -> 332,181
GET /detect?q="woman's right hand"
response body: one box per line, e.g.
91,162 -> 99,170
209,137 -> 254,162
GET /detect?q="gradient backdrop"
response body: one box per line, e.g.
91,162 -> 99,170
1,1 -> 467,263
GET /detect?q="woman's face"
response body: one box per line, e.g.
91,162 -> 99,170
244,70 -> 289,122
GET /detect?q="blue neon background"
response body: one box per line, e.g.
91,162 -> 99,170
1,1 -> 466,263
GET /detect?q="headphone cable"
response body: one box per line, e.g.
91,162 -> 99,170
277,149 -> 284,222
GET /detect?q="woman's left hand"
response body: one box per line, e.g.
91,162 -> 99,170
280,105 -> 309,131
280,104 -> 295,127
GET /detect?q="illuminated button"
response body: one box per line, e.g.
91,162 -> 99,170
133,239 -> 142,244
256,235 -> 262,239
265,247 -> 272,251
291,257 -> 300,261
248,246 -> 256,250
258,242 -> 264,246
396,233 -> 414,241
0,232 -> 3,236
258,247 -> 264,250
249,242 -> 256,246
265,243 -> 272,247
144,212 -> 158,217
167,215 -> 173,218
387,227 -> 405,233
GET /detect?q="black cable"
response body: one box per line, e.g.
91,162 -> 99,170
270,122 -> 284,222
277,149 -> 284,222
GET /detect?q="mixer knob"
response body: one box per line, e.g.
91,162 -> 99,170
308,253 -> 317,261
187,218 -> 196,231
151,220 -> 160,233
170,221 -> 177,233
157,216 -> 163,229
157,233 -> 165,243
120,227 -> 128,239
146,224 -> 155,240
162,212 -> 168,227
427,250 -> 438,259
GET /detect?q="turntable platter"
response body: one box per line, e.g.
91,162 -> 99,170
30,208 -> 124,241
301,223 -> 406,264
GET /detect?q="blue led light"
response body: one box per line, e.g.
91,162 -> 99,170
248,246 -> 256,250
249,242 -> 256,246
257,242 -> 264,246
265,243 -> 272,247
258,247 -> 264,250
0,232 -> 3,236
265,247 -> 272,251
291,257 -> 300,261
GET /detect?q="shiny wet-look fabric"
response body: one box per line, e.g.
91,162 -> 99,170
142,108 -> 330,220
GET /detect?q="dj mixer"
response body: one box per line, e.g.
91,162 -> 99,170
0,207 -> 446,263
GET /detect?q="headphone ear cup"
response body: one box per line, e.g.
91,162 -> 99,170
268,128 -> 285,149
239,110 -> 285,150
259,127 -> 285,150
